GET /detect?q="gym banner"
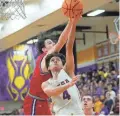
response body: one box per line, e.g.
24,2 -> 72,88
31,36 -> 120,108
0,44 -> 38,101
96,40 -> 119,59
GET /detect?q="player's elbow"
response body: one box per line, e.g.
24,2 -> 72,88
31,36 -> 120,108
41,83 -> 60,97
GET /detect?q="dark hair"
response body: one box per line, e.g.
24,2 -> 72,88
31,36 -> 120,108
37,37 -> 55,53
37,32 -> 52,53
107,83 -> 112,87
45,52 -> 66,69
37,39 -> 45,53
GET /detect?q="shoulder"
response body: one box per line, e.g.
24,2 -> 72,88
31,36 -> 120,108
59,69 -> 69,76
58,69 -> 71,79
111,90 -> 116,94
59,69 -> 66,73
37,53 -> 46,62
99,101 -> 103,105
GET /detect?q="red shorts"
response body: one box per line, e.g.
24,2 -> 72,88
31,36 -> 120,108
23,95 -> 52,115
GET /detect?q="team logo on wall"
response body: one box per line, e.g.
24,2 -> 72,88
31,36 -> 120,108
6,44 -> 35,101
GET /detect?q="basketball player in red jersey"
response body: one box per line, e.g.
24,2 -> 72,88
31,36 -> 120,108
23,17 -> 79,115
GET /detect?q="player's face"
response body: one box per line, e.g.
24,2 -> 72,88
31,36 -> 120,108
48,56 -> 63,71
107,85 -> 112,91
82,96 -> 93,109
44,39 -> 55,52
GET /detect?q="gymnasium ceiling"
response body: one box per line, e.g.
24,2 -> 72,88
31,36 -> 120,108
0,0 -> 118,52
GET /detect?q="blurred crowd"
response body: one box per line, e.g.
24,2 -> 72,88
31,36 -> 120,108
77,66 -> 119,115
0,66 -> 119,116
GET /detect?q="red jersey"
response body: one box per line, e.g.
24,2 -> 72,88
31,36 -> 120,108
29,53 -> 51,99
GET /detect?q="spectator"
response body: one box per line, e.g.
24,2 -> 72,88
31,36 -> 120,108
107,84 -> 116,103
112,79 -> 119,94
94,96 -> 103,114
100,106 -> 109,116
77,66 -> 119,115
95,81 -> 104,97
100,95 -> 105,102
111,70 -> 118,79
81,85 -> 90,97
82,95 -> 96,116
113,92 -> 120,114
104,92 -> 114,114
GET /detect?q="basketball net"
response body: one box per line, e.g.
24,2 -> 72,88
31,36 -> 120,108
109,17 -> 120,77
0,0 -> 26,20
109,32 -> 120,44
109,17 -> 120,44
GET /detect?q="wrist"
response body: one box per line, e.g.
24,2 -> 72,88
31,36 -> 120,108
69,20 -> 73,25
63,84 -> 70,90
73,20 -> 78,25
66,83 -> 71,88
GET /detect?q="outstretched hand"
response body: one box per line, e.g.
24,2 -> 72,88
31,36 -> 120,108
69,15 -> 82,24
68,76 -> 78,87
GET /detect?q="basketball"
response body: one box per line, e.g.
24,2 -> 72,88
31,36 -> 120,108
62,0 -> 83,18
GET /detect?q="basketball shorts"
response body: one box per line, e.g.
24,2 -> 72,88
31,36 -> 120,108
23,95 -> 52,115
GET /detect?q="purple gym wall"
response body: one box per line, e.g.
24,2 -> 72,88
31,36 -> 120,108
0,44 -> 38,101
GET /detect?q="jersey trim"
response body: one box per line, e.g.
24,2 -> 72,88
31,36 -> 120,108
31,99 -> 37,116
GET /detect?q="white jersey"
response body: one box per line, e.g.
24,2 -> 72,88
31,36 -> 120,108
47,69 -> 84,115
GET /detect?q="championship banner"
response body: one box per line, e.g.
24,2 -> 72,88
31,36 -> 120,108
96,44 -> 103,58
110,43 -> 116,54
102,41 -> 109,57
0,44 -> 38,101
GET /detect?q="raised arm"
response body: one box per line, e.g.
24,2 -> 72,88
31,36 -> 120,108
42,76 -> 78,97
64,17 -> 80,77
48,19 -> 73,54
41,19 -> 73,72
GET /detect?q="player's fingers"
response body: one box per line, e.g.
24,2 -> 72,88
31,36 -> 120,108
74,79 -> 78,83
69,18 -> 72,21
75,14 -> 82,20
72,78 -> 78,83
71,80 -> 77,85
72,76 -> 78,80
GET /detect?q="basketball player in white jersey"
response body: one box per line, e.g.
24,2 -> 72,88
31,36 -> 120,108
42,16 -> 84,115
82,95 -> 95,116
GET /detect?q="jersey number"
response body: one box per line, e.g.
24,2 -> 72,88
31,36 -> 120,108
63,90 -> 71,100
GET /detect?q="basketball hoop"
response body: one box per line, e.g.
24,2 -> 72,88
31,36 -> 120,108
0,0 -> 26,20
114,17 -> 119,34
109,17 -> 120,44
109,32 -> 120,44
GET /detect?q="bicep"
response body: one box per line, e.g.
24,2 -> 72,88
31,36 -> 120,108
42,82 -> 55,97
63,64 -> 75,78
63,62 -> 75,78
40,55 -> 49,73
